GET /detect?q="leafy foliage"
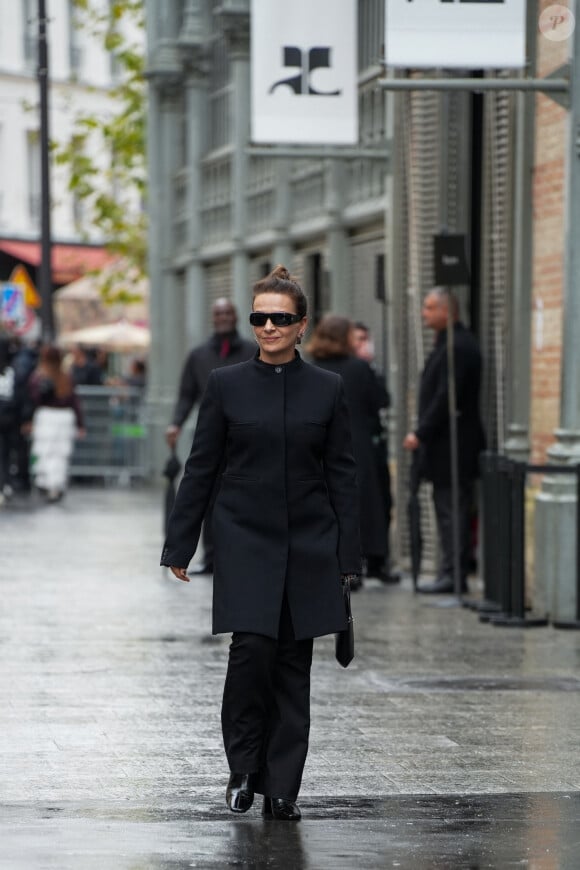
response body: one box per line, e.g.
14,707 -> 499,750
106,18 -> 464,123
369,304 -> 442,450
55,0 -> 147,301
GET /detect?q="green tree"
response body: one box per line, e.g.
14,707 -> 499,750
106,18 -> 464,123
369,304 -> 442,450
55,0 -> 147,304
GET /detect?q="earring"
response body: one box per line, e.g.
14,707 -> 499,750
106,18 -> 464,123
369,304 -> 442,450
296,333 -> 304,345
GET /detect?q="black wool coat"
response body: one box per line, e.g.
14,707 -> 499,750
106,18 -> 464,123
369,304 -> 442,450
171,331 -> 256,427
416,322 -> 486,486
312,355 -> 390,559
161,353 -> 362,640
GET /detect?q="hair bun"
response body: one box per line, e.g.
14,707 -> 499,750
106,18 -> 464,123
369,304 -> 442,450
270,264 -> 291,281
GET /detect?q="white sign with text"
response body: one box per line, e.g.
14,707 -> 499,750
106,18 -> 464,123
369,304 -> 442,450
386,0 -> 527,69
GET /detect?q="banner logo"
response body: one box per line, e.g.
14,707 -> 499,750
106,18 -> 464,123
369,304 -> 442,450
269,47 -> 341,96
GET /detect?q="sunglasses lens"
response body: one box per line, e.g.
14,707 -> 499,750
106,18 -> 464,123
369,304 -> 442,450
270,313 -> 291,326
249,312 -> 300,326
249,313 -> 267,326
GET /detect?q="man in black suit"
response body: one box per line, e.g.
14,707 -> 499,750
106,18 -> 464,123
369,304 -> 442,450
403,288 -> 485,594
166,299 -> 255,574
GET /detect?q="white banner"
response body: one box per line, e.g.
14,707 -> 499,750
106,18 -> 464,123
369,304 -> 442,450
251,0 -> 357,145
386,0 -> 527,69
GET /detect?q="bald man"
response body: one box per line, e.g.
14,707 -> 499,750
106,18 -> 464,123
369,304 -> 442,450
166,299 -> 255,574
403,288 -> 486,594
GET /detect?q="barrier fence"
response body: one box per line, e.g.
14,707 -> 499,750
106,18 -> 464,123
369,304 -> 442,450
70,386 -> 149,484
478,452 -> 580,628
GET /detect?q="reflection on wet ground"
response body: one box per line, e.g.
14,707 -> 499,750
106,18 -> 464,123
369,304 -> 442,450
2,488 -> 580,868
3,793 -> 580,869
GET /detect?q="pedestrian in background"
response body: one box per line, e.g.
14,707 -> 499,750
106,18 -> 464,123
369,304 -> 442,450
69,345 -> 104,386
124,359 -> 147,390
0,336 -> 25,505
351,321 -> 398,583
25,345 -> 86,503
403,287 -> 485,594
166,298 -> 255,575
161,266 -> 361,821
307,315 -> 394,586
9,337 -> 39,494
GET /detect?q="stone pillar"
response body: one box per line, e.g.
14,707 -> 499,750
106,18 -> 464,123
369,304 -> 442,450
179,10 -> 209,351
222,5 -> 251,334
534,0 -> 580,625
504,0 -> 537,462
144,14 -> 184,476
326,160 -> 349,314
273,159 -> 293,268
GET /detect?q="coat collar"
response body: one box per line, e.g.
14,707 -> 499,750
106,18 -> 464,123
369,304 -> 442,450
252,350 -> 304,371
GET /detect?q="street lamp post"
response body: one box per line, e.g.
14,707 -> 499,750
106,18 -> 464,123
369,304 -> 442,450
38,0 -> 54,341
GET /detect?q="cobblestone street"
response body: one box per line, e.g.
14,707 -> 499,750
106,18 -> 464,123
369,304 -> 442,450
2,486 -> 580,868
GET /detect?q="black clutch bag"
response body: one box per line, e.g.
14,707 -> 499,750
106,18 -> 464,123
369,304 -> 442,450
335,577 -> 355,668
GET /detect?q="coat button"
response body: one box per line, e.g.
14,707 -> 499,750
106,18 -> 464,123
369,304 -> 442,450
275,366 -> 282,373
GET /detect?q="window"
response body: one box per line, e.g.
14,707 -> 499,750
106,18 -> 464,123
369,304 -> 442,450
22,0 -> 36,70
109,0 -> 123,84
68,0 -> 83,77
27,131 -> 41,225
358,0 -> 385,73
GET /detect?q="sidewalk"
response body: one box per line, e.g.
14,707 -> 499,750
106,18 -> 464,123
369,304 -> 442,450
1,486 -> 580,868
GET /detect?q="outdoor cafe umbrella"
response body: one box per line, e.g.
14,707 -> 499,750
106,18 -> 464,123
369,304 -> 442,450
59,319 -> 150,353
163,448 -> 182,537
407,450 -> 422,592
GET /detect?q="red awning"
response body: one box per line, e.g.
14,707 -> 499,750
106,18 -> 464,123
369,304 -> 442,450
0,239 -> 112,285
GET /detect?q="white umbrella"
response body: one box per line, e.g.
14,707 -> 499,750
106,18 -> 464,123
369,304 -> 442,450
53,262 -> 149,333
59,319 -> 150,353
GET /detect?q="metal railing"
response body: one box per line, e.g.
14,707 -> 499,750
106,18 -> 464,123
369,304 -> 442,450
478,453 -> 580,628
70,385 -> 149,484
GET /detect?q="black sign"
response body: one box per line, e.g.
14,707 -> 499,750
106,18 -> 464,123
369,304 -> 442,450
375,253 -> 386,302
434,234 -> 470,286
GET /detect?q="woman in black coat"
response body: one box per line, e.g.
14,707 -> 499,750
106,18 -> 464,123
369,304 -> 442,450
307,316 -> 392,586
161,266 -> 361,821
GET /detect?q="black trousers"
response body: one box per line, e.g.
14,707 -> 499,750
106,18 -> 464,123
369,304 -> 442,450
432,482 -> 473,582
221,593 -> 314,802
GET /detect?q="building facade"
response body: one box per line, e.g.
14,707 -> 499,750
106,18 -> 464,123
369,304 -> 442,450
145,0 -> 391,472
0,0 -> 141,297
146,0 -> 577,604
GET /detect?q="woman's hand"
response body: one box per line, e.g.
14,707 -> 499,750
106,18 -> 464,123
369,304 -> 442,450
170,566 -> 190,583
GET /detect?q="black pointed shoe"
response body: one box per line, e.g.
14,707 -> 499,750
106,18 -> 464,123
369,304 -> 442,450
262,796 -> 301,821
226,773 -> 255,813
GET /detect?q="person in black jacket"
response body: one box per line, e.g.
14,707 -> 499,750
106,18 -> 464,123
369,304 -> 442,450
403,287 -> 486,594
166,299 -> 255,574
307,315 -> 395,587
161,266 -> 361,821
0,336 -> 24,504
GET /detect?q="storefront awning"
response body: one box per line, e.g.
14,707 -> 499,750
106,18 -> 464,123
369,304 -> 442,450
0,239 -> 111,285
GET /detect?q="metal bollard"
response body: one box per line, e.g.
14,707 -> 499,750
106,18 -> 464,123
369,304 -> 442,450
490,460 -> 547,628
476,452 -> 504,618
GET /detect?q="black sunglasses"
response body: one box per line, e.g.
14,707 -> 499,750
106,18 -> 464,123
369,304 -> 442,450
249,311 -> 302,327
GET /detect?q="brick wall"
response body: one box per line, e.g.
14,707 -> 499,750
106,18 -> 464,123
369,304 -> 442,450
530,4 -> 569,461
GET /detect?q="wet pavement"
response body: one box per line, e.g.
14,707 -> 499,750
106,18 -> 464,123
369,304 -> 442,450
2,486 -> 580,868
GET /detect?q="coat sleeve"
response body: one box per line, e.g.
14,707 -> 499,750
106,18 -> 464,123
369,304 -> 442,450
172,350 -> 202,428
161,370 -> 227,567
323,377 -> 362,574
